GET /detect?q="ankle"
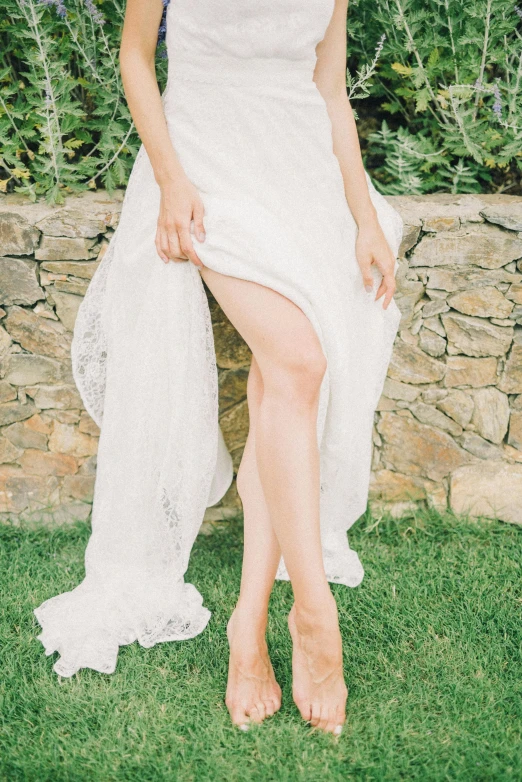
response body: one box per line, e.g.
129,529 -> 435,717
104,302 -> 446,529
292,592 -> 338,632
229,600 -> 269,636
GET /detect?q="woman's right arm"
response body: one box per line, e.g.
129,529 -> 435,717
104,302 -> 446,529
119,0 -> 205,266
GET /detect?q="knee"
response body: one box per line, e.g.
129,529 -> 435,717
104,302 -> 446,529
266,346 -> 327,407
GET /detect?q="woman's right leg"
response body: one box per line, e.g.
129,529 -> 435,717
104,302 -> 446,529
201,267 -> 347,735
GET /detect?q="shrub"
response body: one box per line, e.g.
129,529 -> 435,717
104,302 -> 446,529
347,0 -> 522,194
0,0 -> 168,203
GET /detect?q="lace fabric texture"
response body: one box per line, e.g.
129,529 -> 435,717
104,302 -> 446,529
34,0 -> 403,677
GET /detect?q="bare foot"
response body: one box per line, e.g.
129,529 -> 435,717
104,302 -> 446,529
225,606 -> 282,730
288,597 -> 347,735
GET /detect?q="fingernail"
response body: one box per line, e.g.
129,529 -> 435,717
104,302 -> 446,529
365,284 -> 373,293
334,725 -> 343,736
239,724 -> 249,732
197,231 -> 205,242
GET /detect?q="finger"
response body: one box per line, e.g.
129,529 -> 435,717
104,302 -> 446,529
360,263 -> 374,293
167,230 -> 187,262
155,230 -> 169,264
192,203 -> 206,243
178,225 -> 203,268
374,278 -> 386,301
381,275 -> 396,309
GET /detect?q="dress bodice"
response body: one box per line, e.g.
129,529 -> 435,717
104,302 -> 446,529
165,0 -> 335,81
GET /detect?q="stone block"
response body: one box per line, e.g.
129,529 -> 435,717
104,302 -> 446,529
382,377 -> 420,402
47,289 -> 83,331
0,399 -> 36,426
469,387 -> 510,444
3,421 -> 48,450
78,411 -> 100,436
0,257 -> 45,306
436,389 -> 474,427
450,462 -> 522,525
35,208 -> 106,238
61,474 -> 95,502
0,381 -> 17,403
0,212 -> 40,256
419,327 -> 446,357
410,224 -> 522,269
0,474 -> 59,514
444,356 -> 498,387
219,399 -> 249,453
2,353 -> 63,385
441,312 -> 513,357
18,448 -> 78,476
35,236 -> 98,261
387,340 -> 446,385
40,261 -> 99,279
498,344 -> 522,393
447,286 -> 513,319
425,267 -> 521,293
24,384 -> 83,410
377,411 -> 473,481
507,411 -> 522,451
0,436 -> 23,463
408,401 -> 463,436
480,204 -> 522,232
218,368 -> 249,414
4,306 -> 71,360
48,421 -> 98,457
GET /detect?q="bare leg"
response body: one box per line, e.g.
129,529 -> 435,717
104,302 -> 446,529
201,268 -> 347,735
225,356 -> 282,728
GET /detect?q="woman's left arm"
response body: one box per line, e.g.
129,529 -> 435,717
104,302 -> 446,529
314,0 -> 396,309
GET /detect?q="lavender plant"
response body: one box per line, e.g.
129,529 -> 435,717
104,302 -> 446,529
0,0 -> 169,202
348,0 -> 522,194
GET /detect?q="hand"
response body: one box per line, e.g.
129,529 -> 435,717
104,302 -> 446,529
155,174 -> 206,268
355,219 -> 397,310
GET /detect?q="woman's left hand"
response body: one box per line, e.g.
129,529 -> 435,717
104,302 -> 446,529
355,219 -> 397,310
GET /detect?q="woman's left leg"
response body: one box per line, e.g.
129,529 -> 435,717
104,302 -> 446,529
225,356 -> 282,727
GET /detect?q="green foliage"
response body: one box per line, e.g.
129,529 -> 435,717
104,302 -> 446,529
0,0 -> 168,203
347,0 -> 522,194
1,0 -> 521,199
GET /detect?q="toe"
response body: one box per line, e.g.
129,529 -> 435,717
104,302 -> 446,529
264,699 -> 276,717
310,703 -> 322,729
228,701 -> 249,729
248,702 -> 266,724
324,708 -> 338,735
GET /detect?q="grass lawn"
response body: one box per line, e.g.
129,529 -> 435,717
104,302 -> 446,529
0,510 -> 521,781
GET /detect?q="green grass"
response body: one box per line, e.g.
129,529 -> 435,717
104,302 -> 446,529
1,510 -> 521,782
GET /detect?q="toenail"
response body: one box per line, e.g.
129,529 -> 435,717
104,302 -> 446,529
334,725 -> 343,736
239,723 -> 249,732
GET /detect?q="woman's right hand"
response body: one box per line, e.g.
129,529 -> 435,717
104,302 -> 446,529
155,174 -> 206,268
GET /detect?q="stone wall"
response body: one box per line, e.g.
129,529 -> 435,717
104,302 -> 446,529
1,191 -> 522,527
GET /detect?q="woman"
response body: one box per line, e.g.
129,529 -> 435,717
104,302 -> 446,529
34,0 -> 403,736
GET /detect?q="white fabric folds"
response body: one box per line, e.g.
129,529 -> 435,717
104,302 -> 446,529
34,0 -> 403,677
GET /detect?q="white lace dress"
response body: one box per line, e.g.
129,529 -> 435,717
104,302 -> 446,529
34,0 -> 403,677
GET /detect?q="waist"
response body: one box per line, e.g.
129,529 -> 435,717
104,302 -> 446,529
166,53 -> 316,87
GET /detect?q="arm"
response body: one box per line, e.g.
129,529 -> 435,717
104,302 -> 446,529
313,0 -> 396,309
119,0 -> 205,267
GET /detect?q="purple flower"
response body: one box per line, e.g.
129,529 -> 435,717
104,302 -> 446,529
158,0 -> 170,45
85,0 -> 105,26
515,6 -> 522,20
38,0 -> 67,18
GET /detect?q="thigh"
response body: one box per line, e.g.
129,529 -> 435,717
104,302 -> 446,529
200,268 -> 324,375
